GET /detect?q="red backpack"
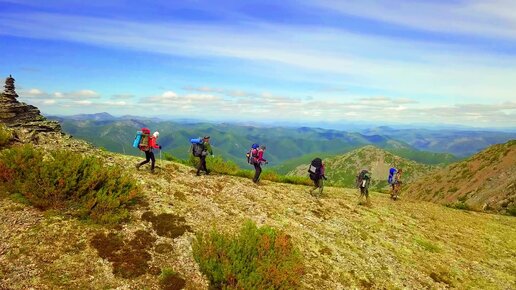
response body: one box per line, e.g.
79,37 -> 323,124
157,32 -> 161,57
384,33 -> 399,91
138,128 -> 151,151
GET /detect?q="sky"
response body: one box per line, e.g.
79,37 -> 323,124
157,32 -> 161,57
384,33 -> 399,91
0,0 -> 515,127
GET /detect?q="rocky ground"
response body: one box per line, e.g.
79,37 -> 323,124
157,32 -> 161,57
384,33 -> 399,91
1,139 -> 515,289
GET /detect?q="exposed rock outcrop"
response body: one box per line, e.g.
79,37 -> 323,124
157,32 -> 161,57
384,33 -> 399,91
0,75 -> 61,133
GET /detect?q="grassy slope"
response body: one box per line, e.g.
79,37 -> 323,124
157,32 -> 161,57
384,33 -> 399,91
288,145 -> 437,190
404,140 -> 516,214
1,143 -> 514,289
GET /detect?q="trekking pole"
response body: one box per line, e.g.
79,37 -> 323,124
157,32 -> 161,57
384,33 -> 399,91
159,149 -> 162,172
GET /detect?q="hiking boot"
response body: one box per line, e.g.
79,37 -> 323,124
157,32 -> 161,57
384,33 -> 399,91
135,164 -> 141,170
196,171 -> 201,176
151,168 -> 155,174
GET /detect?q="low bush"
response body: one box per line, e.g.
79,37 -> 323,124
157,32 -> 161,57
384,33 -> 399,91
0,124 -> 12,148
446,201 -> 470,211
193,221 -> 305,289
0,145 -> 140,224
163,152 -> 189,165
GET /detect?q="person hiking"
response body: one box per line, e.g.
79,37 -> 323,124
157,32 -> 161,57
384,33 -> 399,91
194,136 -> 213,176
356,169 -> 371,205
136,130 -> 161,173
391,168 -> 403,200
308,158 -> 327,197
252,145 -> 267,183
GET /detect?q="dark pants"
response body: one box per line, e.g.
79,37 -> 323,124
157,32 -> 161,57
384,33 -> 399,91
139,150 -> 155,170
197,155 -> 208,175
311,177 -> 323,195
253,163 -> 262,183
360,186 -> 369,197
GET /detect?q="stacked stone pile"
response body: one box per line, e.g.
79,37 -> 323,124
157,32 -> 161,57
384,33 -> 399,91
0,75 -> 61,133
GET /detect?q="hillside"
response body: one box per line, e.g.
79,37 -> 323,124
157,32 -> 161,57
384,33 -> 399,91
1,134 -> 515,289
288,145 -> 436,190
403,140 -> 516,215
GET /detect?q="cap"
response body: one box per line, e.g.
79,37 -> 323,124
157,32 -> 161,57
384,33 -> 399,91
203,136 -> 210,139
153,131 -> 160,138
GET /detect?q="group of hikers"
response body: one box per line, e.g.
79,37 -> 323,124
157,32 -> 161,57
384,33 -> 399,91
354,167 -> 403,204
132,127 -> 403,201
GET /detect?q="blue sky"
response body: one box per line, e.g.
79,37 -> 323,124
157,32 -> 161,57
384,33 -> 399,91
0,0 -> 515,127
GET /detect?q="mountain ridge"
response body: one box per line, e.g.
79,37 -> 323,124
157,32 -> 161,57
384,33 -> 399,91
403,139 -> 516,214
287,145 -> 437,190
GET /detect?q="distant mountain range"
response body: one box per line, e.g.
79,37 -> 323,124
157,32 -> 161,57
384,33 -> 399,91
362,126 -> 516,157
403,140 -> 516,214
287,145 -> 436,190
47,113 -> 516,170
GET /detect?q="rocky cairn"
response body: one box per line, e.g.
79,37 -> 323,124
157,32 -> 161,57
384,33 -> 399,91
0,75 -> 61,132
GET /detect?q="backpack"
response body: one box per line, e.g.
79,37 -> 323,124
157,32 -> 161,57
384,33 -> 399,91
308,158 -> 323,179
246,144 -> 260,164
191,138 -> 204,157
357,170 -> 370,188
388,167 -> 397,184
132,131 -> 143,148
138,128 -> 151,151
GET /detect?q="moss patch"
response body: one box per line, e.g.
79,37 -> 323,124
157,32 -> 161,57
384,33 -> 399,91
142,211 -> 192,239
90,230 -> 156,278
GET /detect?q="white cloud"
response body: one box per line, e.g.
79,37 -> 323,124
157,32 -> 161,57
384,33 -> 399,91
309,0 -> 516,40
53,89 -> 100,99
111,94 -> 134,100
74,100 -> 93,105
42,99 -> 56,105
2,11 -> 515,104
24,88 -> 47,97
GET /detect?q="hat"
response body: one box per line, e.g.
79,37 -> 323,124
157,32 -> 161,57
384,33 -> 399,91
153,131 -> 160,138
260,145 -> 266,150
203,136 -> 210,139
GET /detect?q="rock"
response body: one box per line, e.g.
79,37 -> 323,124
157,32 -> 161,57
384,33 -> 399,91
0,75 -> 61,133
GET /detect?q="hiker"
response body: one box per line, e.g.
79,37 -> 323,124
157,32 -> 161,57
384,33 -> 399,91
391,168 -> 403,200
388,167 -> 397,198
136,130 -> 161,173
308,158 -> 327,196
251,145 -> 267,183
191,136 -> 213,176
356,169 -> 371,205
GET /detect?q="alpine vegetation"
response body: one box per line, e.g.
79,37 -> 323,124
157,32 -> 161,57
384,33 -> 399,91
0,144 -> 140,224
193,221 -> 305,289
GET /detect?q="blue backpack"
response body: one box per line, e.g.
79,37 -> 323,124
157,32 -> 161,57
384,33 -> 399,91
133,131 -> 143,148
190,138 -> 204,157
388,167 -> 397,184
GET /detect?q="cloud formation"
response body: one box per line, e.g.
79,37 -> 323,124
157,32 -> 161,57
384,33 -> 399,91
2,10 -> 515,104
2,1 -> 516,126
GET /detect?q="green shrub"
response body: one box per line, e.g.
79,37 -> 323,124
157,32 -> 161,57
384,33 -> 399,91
446,201 -> 470,211
163,152 -> 189,165
0,145 -> 140,224
193,221 -> 305,289
0,124 -> 12,147
207,155 -> 240,175
507,204 -> 516,217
